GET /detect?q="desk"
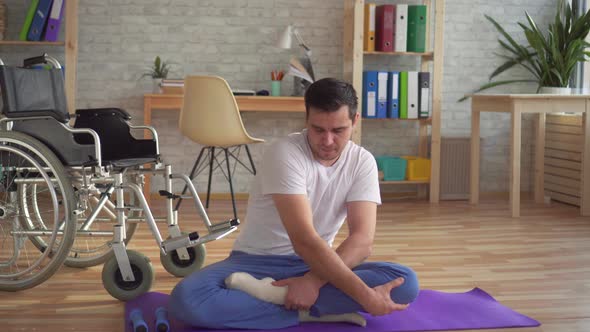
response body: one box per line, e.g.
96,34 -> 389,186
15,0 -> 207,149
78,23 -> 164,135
470,94 -> 590,217
143,94 -> 306,126
143,94 -> 306,199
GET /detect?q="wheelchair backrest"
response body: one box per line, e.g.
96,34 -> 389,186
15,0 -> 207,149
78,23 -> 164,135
0,66 -> 69,123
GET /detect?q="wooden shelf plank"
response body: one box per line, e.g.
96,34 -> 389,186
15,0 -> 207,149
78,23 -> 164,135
0,40 -> 65,46
380,180 -> 430,185
363,117 -> 432,123
364,51 -> 434,59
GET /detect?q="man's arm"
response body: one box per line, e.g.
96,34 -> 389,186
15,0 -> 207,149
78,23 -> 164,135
336,200 -> 377,264
273,194 -> 395,314
304,200 -> 377,286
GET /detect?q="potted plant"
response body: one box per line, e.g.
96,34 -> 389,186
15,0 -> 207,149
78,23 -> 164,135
459,0 -> 590,101
142,56 -> 175,93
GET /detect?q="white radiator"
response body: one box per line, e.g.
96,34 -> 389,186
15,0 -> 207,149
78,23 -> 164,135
544,114 -> 583,206
440,137 -> 473,200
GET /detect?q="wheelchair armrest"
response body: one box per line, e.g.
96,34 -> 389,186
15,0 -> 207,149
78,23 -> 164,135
61,125 -> 103,167
76,107 -> 131,121
1,116 -> 102,167
73,108 -> 158,162
128,125 -> 160,154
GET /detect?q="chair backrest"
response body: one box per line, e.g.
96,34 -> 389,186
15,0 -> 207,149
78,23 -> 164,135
180,75 -> 257,148
0,66 -> 69,123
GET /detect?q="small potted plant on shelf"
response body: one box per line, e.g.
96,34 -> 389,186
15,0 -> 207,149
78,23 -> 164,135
459,0 -> 590,101
141,56 -> 175,93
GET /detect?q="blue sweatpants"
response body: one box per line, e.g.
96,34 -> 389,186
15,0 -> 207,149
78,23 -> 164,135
169,251 -> 419,330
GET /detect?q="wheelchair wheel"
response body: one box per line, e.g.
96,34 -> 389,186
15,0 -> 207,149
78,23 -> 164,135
160,243 -> 206,277
18,168 -> 142,268
102,250 -> 154,301
0,131 -> 76,291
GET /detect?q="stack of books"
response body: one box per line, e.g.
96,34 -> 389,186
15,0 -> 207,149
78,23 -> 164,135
159,79 -> 256,96
160,79 -> 184,94
0,1 -> 5,40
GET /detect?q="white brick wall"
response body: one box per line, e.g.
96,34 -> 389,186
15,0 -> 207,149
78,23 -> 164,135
1,0 -> 558,194
443,0 -> 555,192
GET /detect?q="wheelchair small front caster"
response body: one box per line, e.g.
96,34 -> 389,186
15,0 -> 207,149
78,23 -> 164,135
101,250 -> 154,301
160,243 -> 206,277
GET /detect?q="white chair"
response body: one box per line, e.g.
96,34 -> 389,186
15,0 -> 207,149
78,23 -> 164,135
176,75 -> 264,219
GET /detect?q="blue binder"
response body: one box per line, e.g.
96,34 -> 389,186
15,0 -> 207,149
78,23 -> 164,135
376,71 -> 388,118
27,0 -> 53,41
362,71 -> 378,118
387,71 -> 400,118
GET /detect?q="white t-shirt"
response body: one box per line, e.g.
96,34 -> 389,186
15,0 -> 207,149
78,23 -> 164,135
232,130 -> 381,255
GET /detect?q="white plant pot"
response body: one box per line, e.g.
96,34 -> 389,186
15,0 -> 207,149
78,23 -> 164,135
539,86 -> 572,95
153,78 -> 162,93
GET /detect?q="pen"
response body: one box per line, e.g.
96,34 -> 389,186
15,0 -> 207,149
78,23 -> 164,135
271,70 -> 284,81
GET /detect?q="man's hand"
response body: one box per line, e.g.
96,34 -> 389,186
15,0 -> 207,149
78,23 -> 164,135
361,277 -> 409,316
272,274 -> 324,311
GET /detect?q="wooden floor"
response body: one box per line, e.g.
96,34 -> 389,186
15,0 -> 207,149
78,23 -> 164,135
1,197 -> 589,331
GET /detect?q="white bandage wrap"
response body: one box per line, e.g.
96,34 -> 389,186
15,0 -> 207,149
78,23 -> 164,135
224,272 -> 287,305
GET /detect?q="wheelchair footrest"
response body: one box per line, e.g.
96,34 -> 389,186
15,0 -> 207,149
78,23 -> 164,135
159,190 -> 181,199
162,226 -> 238,253
210,218 -> 240,232
198,226 -> 238,244
162,232 -> 199,253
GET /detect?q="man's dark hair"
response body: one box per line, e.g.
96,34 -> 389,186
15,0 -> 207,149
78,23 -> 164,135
304,78 -> 358,120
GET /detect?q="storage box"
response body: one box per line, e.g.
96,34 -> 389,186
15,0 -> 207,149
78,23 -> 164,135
402,156 -> 431,181
375,156 -> 407,181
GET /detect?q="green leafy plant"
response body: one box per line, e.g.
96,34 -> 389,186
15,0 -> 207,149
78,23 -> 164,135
141,56 -> 174,79
459,0 -> 590,101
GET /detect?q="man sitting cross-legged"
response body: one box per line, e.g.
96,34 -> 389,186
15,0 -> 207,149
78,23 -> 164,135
169,78 -> 419,329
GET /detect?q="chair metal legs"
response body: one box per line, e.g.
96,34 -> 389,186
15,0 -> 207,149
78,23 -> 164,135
176,145 -> 257,220
206,147 -> 215,212
245,145 -> 257,175
224,148 -> 237,219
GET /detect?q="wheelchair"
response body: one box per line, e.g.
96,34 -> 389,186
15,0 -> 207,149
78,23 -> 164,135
0,54 -> 239,300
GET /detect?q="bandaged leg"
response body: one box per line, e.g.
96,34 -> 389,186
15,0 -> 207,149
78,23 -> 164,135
224,272 -> 286,304
224,272 -> 366,327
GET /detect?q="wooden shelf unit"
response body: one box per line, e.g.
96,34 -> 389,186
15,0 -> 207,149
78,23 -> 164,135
0,40 -> 65,46
0,1 -> 78,112
343,0 -> 444,202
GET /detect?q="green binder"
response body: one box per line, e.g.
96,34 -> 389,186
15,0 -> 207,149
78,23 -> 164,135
407,5 -> 427,53
399,71 -> 408,119
19,0 -> 40,41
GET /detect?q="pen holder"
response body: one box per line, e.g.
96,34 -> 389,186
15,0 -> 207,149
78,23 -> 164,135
271,81 -> 281,96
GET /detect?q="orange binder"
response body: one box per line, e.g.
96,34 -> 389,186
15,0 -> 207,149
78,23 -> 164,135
364,3 -> 376,52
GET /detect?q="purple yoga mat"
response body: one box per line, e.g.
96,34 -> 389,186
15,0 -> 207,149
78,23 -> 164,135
124,288 -> 540,332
